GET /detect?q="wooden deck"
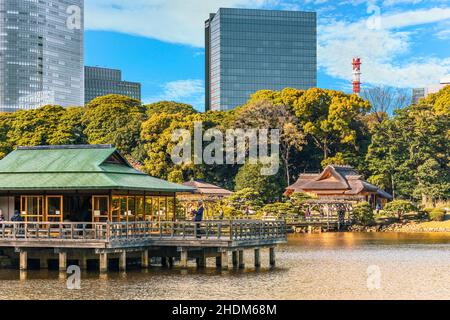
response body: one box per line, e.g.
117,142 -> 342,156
283,216 -> 353,232
0,220 -> 287,250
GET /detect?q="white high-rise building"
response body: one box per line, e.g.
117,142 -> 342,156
0,0 -> 84,112
413,76 -> 450,104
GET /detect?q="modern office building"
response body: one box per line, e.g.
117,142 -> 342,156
85,66 -> 141,103
0,0 -> 84,112
205,8 -> 317,111
412,76 -> 450,104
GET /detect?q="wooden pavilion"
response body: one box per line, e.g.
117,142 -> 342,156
285,165 -> 392,208
0,145 -> 193,223
177,180 -> 233,219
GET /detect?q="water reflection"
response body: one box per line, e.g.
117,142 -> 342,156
2,233 -> 450,300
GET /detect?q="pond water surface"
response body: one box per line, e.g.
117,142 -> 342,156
1,233 -> 450,300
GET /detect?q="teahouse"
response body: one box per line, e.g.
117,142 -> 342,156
178,180 -> 233,218
285,165 -> 392,207
0,145 -> 193,223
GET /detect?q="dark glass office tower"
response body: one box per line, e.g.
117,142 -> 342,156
85,66 -> 141,103
205,8 -> 317,111
0,0 -> 84,112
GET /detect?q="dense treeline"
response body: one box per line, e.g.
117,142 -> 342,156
0,86 -> 448,206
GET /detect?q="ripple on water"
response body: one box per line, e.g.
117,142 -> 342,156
1,233 -> 450,300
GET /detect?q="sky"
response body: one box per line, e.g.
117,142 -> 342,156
84,0 -> 450,111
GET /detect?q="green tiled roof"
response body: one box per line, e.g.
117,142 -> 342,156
0,145 -> 193,193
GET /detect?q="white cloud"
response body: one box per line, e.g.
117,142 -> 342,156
86,0 -> 272,47
318,7 -> 450,88
145,79 -> 205,107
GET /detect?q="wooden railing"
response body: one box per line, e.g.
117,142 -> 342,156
109,220 -> 287,242
283,215 -> 353,225
0,222 -> 109,241
0,220 -> 287,243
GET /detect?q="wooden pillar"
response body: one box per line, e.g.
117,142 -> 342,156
238,250 -> 245,269
19,250 -> 28,271
141,250 -> 149,268
40,257 -> 48,270
59,252 -> 67,272
99,253 -> 108,273
161,257 -> 168,267
119,251 -> 127,272
232,251 -> 238,268
216,256 -> 222,268
254,249 -> 261,268
269,247 -> 276,267
79,255 -> 88,270
196,252 -> 206,269
180,250 -> 188,269
220,251 -> 228,270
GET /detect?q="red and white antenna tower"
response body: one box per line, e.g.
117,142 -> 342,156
352,57 -> 362,95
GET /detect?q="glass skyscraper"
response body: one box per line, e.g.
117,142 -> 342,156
0,0 -> 84,112
85,66 -> 141,104
205,8 -> 317,111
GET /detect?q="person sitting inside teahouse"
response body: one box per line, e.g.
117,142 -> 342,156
11,211 -> 23,222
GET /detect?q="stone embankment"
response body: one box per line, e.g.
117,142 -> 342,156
348,221 -> 450,233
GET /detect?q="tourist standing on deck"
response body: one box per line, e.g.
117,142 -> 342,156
193,201 -> 204,238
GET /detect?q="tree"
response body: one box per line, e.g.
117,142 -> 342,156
415,159 -> 450,205
293,88 -> 371,160
384,200 -> 417,220
259,202 -> 295,217
146,101 -> 198,117
352,202 -> 375,226
225,188 -> 264,214
49,107 -> 87,145
362,86 -> 412,123
367,103 -> 449,201
0,112 -> 14,159
82,94 -> 146,155
6,105 -> 84,147
234,99 -> 306,185
420,85 -> 450,115
235,162 -> 285,204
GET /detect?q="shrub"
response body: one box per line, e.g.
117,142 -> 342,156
384,200 -> 417,220
353,202 -> 375,226
429,208 -> 446,221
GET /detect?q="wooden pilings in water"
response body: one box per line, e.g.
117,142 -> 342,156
13,247 -> 277,272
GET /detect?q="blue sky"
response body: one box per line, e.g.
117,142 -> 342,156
85,0 -> 450,111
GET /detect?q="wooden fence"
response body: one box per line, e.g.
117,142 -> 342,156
0,220 -> 287,243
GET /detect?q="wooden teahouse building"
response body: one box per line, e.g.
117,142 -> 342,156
0,145 -> 193,223
178,180 -> 233,218
285,165 -> 392,207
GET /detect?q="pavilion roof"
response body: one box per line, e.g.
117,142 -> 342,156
286,165 -> 392,199
0,145 -> 193,193
182,180 -> 233,197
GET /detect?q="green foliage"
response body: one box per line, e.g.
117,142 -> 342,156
234,99 -> 306,185
82,94 -> 146,154
287,192 -> 316,212
384,200 -> 417,219
429,208 -> 446,222
146,101 -> 198,117
352,202 -> 375,226
421,85 -> 450,115
259,202 -> 296,217
366,102 -> 450,202
235,162 -> 285,204
167,170 -> 184,183
225,188 -> 264,213
321,152 -> 348,168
